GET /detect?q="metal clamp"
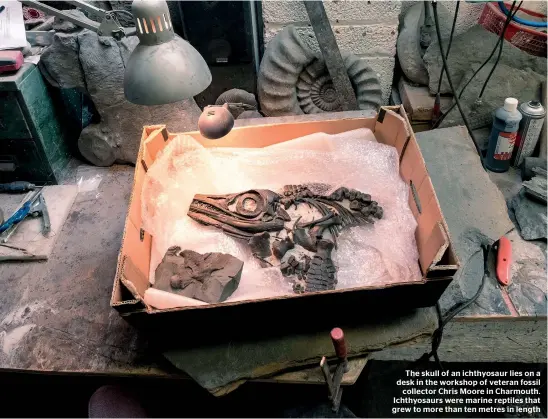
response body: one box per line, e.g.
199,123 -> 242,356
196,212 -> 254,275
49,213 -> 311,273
320,327 -> 349,412
20,0 -> 136,39
30,194 -> 51,236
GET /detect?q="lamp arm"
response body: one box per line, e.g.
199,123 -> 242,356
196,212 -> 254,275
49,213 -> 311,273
63,0 -> 107,21
19,0 -> 101,32
19,0 -> 135,39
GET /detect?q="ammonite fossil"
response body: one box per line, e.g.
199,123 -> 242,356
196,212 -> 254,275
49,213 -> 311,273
258,25 -> 383,117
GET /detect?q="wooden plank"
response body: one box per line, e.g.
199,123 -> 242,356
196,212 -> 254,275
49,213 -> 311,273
399,78 -> 453,122
259,356 -> 368,386
163,309 -> 437,395
371,318 -> 547,363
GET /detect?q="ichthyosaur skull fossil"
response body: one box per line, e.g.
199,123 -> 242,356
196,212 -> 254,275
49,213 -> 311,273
187,184 -> 383,293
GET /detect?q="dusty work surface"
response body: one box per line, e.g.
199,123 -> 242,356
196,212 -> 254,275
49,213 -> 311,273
0,163 -> 435,378
164,309 -> 437,395
415,126 -> 547,319
368,126 -> 546,365
0,122 -> 545,378
0,167 -> 159,374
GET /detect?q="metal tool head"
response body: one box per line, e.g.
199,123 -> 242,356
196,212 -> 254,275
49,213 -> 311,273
27,188 -> 43,205
38,194 -> 51,235
29,193 -> 51,236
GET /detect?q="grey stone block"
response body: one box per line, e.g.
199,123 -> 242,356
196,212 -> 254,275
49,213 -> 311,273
509,189 -> 547,241
39,33 -> 84,89
155,247 -> 244,304
396,3 -> 452,86
439,64 -> 545,129
415,126 -> 515,316
39,29 -> 202,165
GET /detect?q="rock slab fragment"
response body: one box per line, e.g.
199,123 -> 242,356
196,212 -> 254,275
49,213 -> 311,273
415,126 -> 514,316
509,190 -> 547,241
39,29 -> 201,166
396,3 -> 453,86
155,247 -> 243,304
424,25 -> 546,95
439,64 -> 544,129
163,307 -> 438,395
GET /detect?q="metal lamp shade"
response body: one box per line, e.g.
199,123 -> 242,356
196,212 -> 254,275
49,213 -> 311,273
124,0 -> 212,105
124,37 -> 212,105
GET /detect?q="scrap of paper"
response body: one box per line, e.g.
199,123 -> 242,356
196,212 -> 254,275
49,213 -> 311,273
0,1 -> 26,50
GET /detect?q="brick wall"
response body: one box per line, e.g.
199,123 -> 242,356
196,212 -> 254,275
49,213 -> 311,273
261,0 -> 402,105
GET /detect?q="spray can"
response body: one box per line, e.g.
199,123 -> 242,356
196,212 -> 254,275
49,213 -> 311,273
511,100 -> 546,167
486,98 -> 522,173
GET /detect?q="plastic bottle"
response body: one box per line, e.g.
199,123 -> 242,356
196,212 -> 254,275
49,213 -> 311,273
485,98 -> 523,172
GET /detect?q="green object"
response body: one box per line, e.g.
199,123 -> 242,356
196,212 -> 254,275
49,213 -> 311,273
123,0 -> 211,105
0,64 -> 73,185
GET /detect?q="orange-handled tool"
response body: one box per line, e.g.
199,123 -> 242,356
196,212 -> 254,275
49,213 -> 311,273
496,236 -> 512,286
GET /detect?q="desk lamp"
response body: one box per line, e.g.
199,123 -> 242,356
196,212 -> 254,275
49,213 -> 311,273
22,0 -> 232,139
124,0 -> 211,106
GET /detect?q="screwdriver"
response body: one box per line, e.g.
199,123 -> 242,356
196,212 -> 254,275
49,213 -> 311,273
0,181 -> 36,193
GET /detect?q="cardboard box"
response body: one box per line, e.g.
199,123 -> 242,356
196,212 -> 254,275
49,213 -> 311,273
111,106 -> 459,339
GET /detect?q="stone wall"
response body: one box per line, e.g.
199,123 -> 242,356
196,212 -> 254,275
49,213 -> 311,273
261,1 -> 488,105
261,0 -> 402,105
400,1 -> 484,36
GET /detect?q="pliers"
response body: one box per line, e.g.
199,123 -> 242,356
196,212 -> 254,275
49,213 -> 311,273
0,189 -> 50,242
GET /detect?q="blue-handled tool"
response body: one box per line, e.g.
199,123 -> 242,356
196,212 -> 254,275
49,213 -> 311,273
0,181 -> 36,193
0,190 -> 43,235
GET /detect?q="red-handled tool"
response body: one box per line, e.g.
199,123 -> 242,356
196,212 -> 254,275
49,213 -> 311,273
330,327 -> 348,360
496,236 -> 512,286
320,327 -> 349,412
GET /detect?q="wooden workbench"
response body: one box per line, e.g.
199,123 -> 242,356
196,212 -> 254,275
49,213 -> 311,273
0,163 -> 432,386
0,114 -> 545,384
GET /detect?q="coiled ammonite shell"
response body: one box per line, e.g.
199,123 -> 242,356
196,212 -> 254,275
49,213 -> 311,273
258,25 -> 382,116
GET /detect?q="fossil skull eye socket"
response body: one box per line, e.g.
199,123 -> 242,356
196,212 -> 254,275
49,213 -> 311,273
233,191 -> 265,218
242,198 -> 257,212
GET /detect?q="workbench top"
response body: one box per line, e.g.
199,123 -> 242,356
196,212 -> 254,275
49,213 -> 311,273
0,120 -> 545,378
